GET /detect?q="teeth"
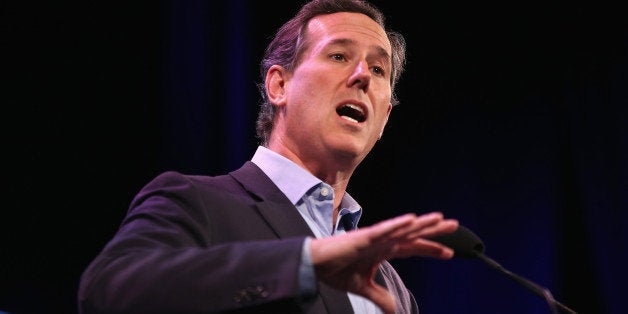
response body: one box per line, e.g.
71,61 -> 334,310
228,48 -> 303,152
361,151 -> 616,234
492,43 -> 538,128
345,104 -> 364,114
336,103 -> 366,123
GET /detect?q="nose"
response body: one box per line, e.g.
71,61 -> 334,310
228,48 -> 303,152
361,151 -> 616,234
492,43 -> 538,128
347,61 -> 370,92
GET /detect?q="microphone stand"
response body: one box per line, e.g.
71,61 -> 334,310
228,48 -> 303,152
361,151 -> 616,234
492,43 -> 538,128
474,252 -> 577,314
432,225 -> 578,313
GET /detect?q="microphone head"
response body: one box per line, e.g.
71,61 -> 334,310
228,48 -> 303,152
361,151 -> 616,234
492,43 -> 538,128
431,225 -> 485,258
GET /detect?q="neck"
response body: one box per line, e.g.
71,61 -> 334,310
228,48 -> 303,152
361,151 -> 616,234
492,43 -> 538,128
266,143 -> 356,215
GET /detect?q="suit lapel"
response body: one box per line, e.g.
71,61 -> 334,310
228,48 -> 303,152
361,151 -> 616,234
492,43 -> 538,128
230,161 -> 315,238
230,161 -> 354,313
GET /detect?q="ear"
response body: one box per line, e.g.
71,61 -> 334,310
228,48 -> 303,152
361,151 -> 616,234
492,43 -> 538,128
265,65 -> 288,107
378,103 -> 393,140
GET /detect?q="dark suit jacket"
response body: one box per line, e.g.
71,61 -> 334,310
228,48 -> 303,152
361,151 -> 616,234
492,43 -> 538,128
78,161 -> 418,313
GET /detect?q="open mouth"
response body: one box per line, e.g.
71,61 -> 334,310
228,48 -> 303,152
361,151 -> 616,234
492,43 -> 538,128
336,103 -> 366,123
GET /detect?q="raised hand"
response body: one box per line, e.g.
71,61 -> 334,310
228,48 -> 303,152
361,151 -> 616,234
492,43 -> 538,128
310,212 -> 459,314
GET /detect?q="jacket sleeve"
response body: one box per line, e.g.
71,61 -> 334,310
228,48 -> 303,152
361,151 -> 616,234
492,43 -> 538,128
78,171 -> 308,313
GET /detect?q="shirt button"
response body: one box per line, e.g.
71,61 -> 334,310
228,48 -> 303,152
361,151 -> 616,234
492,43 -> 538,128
320,187 -> 329,197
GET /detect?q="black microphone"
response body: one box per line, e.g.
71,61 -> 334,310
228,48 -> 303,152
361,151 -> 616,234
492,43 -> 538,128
432,226 -> 577,314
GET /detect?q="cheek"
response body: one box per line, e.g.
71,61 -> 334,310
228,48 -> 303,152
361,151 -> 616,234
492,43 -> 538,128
371,83 -> 392,108
374,98 -> 391,118
374,102 -> 391,129
285,70 -> 323,103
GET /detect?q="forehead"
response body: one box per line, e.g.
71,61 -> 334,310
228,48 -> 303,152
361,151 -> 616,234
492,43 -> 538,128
305,12 -> 391,54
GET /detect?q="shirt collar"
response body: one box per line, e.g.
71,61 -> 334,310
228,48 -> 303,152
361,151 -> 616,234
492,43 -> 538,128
251,146 -> 321,205
251,146 -> 363,228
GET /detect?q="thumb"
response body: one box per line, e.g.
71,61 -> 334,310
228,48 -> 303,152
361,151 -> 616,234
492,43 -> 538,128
360,283 -> 396,314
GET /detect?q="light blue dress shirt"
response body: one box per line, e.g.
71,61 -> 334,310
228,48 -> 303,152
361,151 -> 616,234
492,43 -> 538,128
251,146 -> 383,314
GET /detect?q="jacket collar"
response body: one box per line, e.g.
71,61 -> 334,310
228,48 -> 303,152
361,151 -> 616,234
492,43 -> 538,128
229,161 -> 316,239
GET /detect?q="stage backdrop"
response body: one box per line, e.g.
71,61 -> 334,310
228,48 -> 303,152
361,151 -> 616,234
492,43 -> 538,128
3,1 -> 626,313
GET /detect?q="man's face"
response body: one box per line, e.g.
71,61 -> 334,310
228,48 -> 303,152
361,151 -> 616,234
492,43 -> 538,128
272,12 -> 393,170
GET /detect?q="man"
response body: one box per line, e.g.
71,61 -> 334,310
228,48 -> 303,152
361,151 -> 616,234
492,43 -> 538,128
78,0 -> 459,313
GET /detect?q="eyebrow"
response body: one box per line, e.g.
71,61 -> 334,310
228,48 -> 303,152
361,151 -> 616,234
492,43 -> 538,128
327,38 -> 391,62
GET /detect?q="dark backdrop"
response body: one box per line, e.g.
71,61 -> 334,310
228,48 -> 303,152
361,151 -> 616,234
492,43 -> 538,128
3,1 -> 626,313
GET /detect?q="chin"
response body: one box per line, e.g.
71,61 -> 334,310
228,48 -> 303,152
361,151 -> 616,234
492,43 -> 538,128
330,144 -> 369,164
326,134 -> 373,156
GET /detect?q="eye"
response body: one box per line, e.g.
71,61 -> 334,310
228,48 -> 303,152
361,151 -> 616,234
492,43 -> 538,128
371,66 -> 385,76
330,53 -> 346,62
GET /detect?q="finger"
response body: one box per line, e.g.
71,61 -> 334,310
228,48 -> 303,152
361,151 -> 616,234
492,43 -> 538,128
359,283 -> 396,314
311,214 -> 418,265
369,212 -> 443,241
360,213 -> 418,242
369,214 -> 449,248
393,238 -> 455,259
404,219 -> 459,240
388,211 -> 454,239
